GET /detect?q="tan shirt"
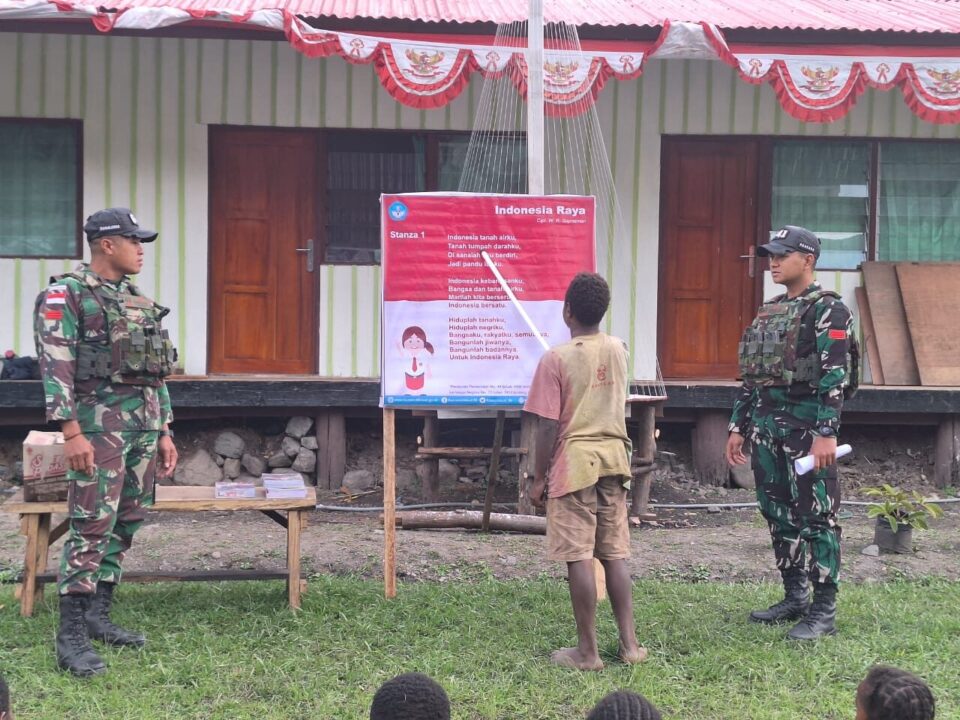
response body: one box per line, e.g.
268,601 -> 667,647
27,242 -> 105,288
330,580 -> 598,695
524,332 -> 632,498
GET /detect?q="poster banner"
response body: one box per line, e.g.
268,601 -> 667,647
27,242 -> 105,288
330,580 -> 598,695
381,193 -> 596,408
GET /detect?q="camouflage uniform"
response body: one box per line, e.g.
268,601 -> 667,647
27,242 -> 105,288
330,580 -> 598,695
729,282 -> 853,588
34,265 -> 175,596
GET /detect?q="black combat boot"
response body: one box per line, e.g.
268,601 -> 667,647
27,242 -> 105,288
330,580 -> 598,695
56,593 -> 107,677
787,583 -> 837,641
86,582 -> 146,648
749,567 -> 810,624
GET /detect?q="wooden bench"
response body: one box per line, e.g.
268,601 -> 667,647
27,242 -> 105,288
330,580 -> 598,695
1,485 -> 316,617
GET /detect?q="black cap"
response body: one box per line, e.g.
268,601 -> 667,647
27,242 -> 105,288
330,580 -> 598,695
758,225 -> 820,259
83,208 -> 158,243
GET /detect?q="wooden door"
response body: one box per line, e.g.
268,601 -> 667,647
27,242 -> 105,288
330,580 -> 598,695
658,138 -> 760,379
208,128 -> 319,374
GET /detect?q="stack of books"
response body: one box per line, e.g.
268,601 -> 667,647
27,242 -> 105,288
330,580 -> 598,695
215,481 -> 257,499
262,473 -> 308,499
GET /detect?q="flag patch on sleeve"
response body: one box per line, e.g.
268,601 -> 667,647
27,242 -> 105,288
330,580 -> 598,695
828,329 -> 847,340
45,309 -> 63,320
45,286 -> 67,305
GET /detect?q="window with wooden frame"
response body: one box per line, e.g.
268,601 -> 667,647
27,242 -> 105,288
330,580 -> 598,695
322,129 -> 526,264
0,119 -> 82,259
769,138 -> 960,269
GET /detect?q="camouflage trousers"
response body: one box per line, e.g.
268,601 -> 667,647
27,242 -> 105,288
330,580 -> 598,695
750,428 -> 842,587
58,430 -> 158,596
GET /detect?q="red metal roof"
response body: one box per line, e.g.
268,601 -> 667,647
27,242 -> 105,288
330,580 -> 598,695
92,0 -> 960,33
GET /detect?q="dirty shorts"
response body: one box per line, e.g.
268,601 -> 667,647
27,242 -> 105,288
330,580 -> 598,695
546,475 -> 630,562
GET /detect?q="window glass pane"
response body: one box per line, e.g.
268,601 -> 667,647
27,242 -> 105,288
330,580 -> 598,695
879,141 -> 960,262
0,121 -> 79,257
437,133 -> 527,193
324,132 -> 425,264
771,141 -> 869,270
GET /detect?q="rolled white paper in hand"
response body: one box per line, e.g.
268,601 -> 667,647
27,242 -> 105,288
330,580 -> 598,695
794,443 -> 852,475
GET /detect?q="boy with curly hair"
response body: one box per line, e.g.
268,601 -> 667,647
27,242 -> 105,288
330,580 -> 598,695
524,272 -> 644,671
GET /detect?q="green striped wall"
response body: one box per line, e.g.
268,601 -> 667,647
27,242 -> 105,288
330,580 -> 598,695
0,34 -> 948,377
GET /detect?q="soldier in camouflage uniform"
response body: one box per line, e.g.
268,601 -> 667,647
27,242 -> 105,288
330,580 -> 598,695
725,226 -> 857,641
34,208 -> 179,677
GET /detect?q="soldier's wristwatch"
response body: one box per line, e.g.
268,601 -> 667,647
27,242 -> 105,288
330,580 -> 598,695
817,425 -> 836,438
160,428 -> 175,439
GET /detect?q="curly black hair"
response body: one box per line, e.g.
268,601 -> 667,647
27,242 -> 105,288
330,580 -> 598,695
859,666 -> 935,720
565,272 -> 610,326
586,690 -> 662,720
370,673 -> 451,720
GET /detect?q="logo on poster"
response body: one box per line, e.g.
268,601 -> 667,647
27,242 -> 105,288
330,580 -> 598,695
389,201 -> 409,221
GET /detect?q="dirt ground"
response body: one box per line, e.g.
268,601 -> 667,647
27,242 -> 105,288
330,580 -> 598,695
1,422 -> 958,587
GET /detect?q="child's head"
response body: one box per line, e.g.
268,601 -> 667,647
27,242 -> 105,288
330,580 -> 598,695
402,327 -> 434,354
370,673 -> 450,720
586,690 -> 661,720
564,273 -> 610,328
0,673 -> 10,720
856,665 -> 935,720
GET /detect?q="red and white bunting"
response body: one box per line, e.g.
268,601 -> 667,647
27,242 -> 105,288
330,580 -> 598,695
6,1 -> 960,123
703,24 -> 960,123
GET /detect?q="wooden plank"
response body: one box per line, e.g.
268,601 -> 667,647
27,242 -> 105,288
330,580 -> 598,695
692,410 -> 730,486
328,411 -> 347,489
383,409 -> 397,599
416,447 -> 527,459
395,510 -> 545,533
20,514 -> 40,617
6,378 -> 960,416
481,411 -> 506,532
314,412 -> 331,489
896,263 -> 960,386
2,487 -> 316,514
855,286 -> 885,385
287,509 -> 303,610
35,514 -> 51,602
862,262 -> 920,385
630,404 -> 658,521
421,414 -> 440,503
518,413 -> 538,515
153,486 -> 317,512
49,518 -> 69,545
935,416 -> 960,488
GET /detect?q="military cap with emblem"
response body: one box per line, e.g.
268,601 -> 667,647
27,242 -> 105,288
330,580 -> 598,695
758,225 -> 820,259
83,208 -> 158,243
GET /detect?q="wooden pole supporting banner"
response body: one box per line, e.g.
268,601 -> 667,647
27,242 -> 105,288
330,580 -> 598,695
482,411 -> 507,532
383,408 -> 397,598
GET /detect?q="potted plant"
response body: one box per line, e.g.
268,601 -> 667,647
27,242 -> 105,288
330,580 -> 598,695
864,484 -> 944,554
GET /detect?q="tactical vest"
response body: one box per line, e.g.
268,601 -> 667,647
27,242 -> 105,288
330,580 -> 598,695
43,272 -> 178,387
738,289 -> 859,397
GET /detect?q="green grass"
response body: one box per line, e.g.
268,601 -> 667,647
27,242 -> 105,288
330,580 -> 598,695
1,578 -> 958,719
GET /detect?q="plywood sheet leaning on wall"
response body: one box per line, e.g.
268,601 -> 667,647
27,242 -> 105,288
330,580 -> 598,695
854,286 -> 884,385
896,263 -> 960,386
861,262 -> 920,385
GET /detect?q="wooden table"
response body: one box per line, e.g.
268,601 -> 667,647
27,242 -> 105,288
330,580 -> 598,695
1,485 -> 316,617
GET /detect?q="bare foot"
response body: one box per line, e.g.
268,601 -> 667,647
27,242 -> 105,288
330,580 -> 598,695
628,515 -> 642,528
550,647 -> 604,671
618,642 -> 649,664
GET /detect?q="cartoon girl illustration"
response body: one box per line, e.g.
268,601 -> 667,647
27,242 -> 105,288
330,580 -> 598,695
398,326 -> 434,392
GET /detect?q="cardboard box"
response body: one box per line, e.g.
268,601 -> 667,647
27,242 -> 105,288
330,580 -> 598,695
23,430 -> 69,502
